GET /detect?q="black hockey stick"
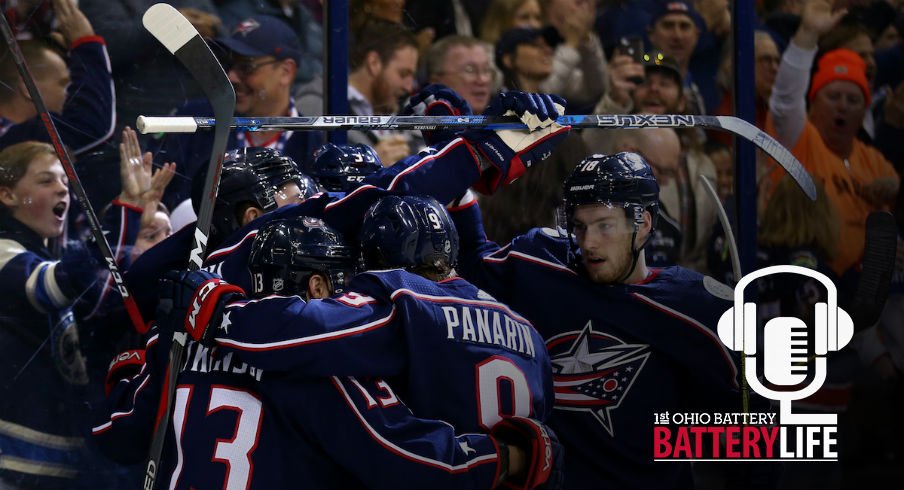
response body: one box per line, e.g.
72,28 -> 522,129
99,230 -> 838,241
137,113 -> 815,200
699,176 -> 749,413
0,8 -> 146,333
141,4 -> 235,489
849,211 -> 897,332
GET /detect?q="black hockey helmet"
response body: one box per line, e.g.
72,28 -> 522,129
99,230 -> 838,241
202,147 -> 316,243
562,152 -> 660,232
305,143 -> 382,193
248,216 -> 357,297
359,195 -> 459,273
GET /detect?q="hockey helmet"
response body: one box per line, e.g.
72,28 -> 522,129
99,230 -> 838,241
248,216 -> 357,296
305,143 -> 382,193
359,195 -> 459,272
205,147 -> 315,242
562,152 -> 660,232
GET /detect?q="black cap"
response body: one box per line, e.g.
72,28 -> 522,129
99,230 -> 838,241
642,51 -> 683,85
494,26 -> 561,70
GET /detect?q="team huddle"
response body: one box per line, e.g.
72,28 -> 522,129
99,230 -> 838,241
87,89 -> 742,490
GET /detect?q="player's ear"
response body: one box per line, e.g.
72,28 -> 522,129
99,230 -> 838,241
307,273 -> 331,300
241,206 -> 262,226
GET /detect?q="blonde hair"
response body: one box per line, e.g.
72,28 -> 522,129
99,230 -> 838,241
759,176 -> 838,260
481,0 -> 535,44
0,141 -> 56,188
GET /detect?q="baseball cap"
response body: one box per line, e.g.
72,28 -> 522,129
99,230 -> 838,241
642,51 -> 682,85
494,27 -> 561,70
216,15 -> 301,64
808,48 -> 871,104
648,1 -> 703,29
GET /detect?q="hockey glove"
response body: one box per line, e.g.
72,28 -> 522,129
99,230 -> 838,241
104,349 -> 145,396
401,83 -> 473,145
55,241 -> 103,302
491,416 -> 564,490
461,92 -> 570,195
158,270 -> 245,345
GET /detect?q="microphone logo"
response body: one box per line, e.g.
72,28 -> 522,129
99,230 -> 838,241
716,265 -> 855,425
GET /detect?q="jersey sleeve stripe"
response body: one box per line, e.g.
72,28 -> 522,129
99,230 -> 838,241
390,288 -> 533,325
324,184 -> 379,211
482,249 -> 576,275
387,138 -> 466,191
204,230 -> 258,263
630,292 -> 739,387
90,374 -> 152,435
330,376 -> 497,472
25,261 -> 69,313
215,307 -> 397,351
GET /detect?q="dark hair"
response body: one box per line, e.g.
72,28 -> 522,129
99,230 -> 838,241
349,20 -> 418,71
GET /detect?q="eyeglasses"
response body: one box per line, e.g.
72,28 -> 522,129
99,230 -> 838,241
230,57 -> 281,78
438,64 -> 497,82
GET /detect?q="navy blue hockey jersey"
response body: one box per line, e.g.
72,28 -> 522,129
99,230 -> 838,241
0,206 -> 133,489
126,138 -> 486,318
450,201 -> 741,490
210,269 -> 555,433
93,327 -> 506,490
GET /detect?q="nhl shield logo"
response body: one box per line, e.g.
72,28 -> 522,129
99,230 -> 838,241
272,278 -> 284,292
547,321 -> 650,436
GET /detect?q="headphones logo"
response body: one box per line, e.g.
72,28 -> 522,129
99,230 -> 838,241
717,265 -> 854,425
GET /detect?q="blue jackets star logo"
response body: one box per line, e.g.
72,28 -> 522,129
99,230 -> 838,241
547,321 -> 650,436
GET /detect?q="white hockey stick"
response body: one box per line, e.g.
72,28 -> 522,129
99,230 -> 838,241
137,113 -> 816,201
141,4 -> 235,489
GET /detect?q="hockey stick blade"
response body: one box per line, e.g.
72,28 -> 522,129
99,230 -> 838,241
849,211 -> 897,332
137,113 -> 815,200
142,4 -> 235,490
0,8 -> 146,333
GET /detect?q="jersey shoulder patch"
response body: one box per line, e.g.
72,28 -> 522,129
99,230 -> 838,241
0,238 -> 27,269
703,276 -> 734,300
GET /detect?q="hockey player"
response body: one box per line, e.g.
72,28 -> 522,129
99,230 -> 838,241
130,90 -> 570,324
125,146 -> 318,322
304,142 -> 383,194
163,196 -> 561,490
447,152 -> 742,489
96,216 -> 549,489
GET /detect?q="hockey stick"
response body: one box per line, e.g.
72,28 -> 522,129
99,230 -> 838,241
699,176 -> 749,413
849,211 -> 897,332
0,9 -> 146,333
141,4 -> 235,489
137,113 -> 815,200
